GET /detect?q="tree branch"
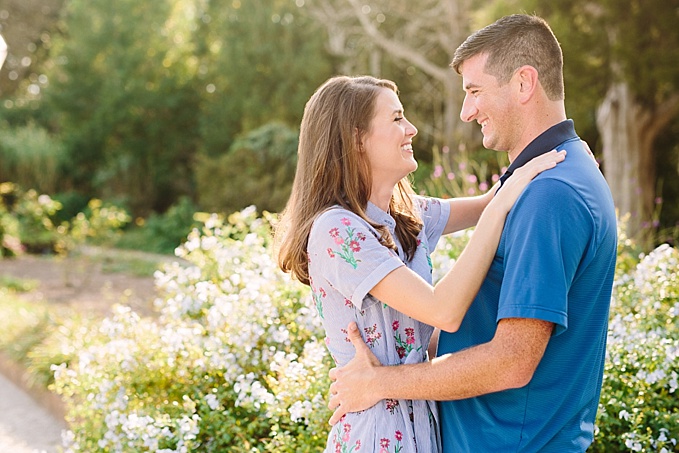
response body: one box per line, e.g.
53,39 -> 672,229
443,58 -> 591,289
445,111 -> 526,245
344,0 -> 451,82
649,93 -> 679,138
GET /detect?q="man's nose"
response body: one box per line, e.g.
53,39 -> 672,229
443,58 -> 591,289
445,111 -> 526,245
460,94 -> 477,123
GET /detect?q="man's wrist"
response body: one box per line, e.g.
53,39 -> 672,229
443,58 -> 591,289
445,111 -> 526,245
370,363 -> 393,401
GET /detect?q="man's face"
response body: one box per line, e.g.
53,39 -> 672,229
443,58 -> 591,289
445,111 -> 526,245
459,53 -> 520,158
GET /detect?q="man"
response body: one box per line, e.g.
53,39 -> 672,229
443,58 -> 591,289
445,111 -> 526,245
327,14 -> 617,452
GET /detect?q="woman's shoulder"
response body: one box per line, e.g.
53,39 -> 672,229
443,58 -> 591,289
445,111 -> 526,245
312,206 -> 369,232
411,194 -> 444,213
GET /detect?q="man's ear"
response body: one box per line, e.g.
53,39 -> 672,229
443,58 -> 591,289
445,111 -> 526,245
516,65 -> 539,104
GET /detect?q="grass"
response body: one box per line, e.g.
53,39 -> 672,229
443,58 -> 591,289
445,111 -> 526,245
0,274 -> 39,292
75,245 -> 176,278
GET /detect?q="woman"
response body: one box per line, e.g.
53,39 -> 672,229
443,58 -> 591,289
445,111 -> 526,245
275,75 -> 565,452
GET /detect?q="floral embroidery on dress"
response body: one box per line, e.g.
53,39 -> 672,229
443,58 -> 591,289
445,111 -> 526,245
385,398 -> 400,414
340,324 -> 382,347
416,238 -> 433,270
327,218 -> 367,269
331,420 -> 361,452
312,200 -> 445,452
345,298 -> 366,316
379,431 -> 404,453
393,322 -> 421,359
312,286 -> 327,319
364,324 -> 382,347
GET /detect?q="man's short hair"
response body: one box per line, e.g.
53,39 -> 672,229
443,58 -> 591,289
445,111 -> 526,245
451,14 -> 564,101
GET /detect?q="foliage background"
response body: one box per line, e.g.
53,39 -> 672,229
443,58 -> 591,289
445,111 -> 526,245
0,1 -> 678,451
0,0 -> 677,241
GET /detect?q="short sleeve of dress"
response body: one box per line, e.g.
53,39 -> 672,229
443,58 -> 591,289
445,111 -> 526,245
415,196 -> 450,252
308,209 -> 405,310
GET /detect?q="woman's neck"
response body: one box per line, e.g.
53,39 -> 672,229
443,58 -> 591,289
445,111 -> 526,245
369,184 -> 394,212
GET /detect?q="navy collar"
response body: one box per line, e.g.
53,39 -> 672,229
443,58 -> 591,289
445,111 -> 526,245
499,120 -> 578,186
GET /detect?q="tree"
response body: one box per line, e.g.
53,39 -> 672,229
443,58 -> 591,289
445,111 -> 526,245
298,0 -> 480,154
592,0 -> 679,239
44,0 -> 202,215
195,0 -> 334,159
0,0 -> 63,98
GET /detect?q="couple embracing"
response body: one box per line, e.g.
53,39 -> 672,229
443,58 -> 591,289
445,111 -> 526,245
275,14 -> 616,453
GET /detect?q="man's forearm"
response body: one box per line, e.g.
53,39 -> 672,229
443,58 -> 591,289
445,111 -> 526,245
376,341 -> 509,401
376,319 -> 553,401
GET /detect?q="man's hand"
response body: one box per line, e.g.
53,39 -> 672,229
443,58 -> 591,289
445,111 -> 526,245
327,321 -> 383,425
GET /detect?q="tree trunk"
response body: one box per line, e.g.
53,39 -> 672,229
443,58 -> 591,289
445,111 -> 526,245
597,82 -> 679,240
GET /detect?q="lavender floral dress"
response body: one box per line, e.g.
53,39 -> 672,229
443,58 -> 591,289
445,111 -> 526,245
308,197 -> 450,453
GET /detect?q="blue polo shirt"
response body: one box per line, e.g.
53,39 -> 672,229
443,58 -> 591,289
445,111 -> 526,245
437,120 -> 617,452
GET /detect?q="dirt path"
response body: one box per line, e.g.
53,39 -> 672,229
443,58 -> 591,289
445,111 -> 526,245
0,247 -> 167,316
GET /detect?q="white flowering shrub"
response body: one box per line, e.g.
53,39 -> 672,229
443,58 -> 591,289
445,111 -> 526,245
592,243 -> 679,452
50,208 -> 677,452
52,207 -> 333,452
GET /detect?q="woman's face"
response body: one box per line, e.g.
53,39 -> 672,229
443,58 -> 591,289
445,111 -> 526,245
361,88 -> 418,188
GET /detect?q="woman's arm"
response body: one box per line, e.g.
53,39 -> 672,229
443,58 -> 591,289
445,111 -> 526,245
441,183 -> 498,235
370,150 -> 566,332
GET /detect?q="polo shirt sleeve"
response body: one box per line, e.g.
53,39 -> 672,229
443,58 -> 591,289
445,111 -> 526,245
497,178 -> 594,336
415,196 -> 451,251
308,209 -> 404,310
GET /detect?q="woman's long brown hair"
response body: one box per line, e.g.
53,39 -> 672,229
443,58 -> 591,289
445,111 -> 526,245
274,76 -> 422,286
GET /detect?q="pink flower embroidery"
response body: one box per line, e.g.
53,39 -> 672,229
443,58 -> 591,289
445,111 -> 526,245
331,420 -> 361,452
394,325 -> 421,359
364,324 -> 382,347
385,398 -> 400,414
326,220 -> 364,269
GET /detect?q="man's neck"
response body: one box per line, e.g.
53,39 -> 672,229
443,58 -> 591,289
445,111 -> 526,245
509,103 -> 567,163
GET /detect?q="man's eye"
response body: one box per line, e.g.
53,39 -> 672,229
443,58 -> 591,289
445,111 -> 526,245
394,117 -> 403,122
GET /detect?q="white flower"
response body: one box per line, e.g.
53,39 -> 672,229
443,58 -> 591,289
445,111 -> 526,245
288,400 -> 313,423
205,393 -> 221,411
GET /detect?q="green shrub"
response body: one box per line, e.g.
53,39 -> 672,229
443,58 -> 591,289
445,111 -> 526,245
115,196 -> 200,255
0,194 -> 23,257
0,123 -> 66,195
11,186 -> 63,254
0,183 -> 131,256
68,198 -> 131,246
591,243 -> 679,452
195,122 -> 298,215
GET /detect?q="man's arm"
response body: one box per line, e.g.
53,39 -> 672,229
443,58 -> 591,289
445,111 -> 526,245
328,317 -> 553,425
